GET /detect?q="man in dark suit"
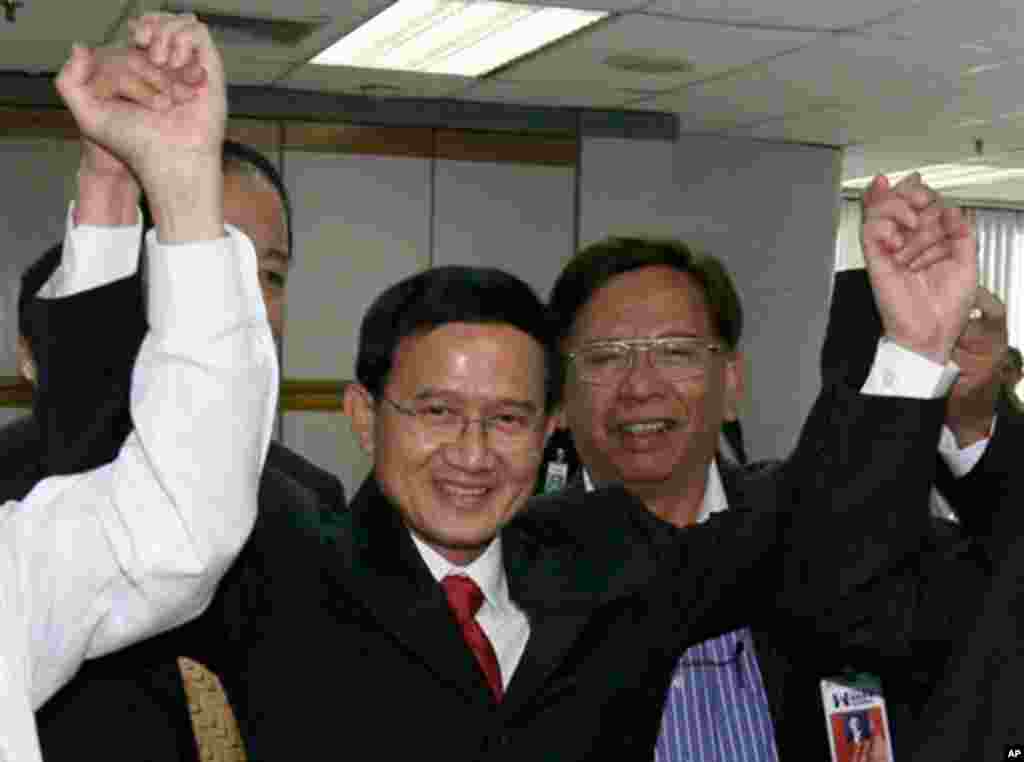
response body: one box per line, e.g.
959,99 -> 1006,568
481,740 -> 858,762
31,43 -> 344,762
0,244 -> 64,504
38,33 -> 977,761
546,174 -> 990,762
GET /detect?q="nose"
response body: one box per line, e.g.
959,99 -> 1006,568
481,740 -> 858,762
442,419 -> 495,470
618,347 -> 666,397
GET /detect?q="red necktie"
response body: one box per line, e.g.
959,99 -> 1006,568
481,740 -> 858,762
442,574 -> 504,702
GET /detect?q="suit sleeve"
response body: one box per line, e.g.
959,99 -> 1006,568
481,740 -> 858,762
650,379 -> 947,654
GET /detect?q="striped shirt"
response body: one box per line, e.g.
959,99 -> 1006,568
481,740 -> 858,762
654,627 -> 778,762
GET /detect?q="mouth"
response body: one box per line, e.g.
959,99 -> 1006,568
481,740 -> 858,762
434,479 -> 493,504
614,419 -> 678,436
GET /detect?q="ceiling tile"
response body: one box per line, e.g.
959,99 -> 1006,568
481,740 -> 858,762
495,13 -> 817,90
505,0 -> 653,10
644,0 -> 918,31
219,55 -> 294,86
864,1 -> 1024,57
0,0 -> 125,44
281,64 -> 473,99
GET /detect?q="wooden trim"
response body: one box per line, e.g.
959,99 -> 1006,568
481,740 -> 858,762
0,377 -> 32,409
281,379 -> 349,412
225,119 -> 282,149
0,107 -> 77,139
434,129 -> 576,166
0,377 -> 349,412
0,109 -> 578,166
283,122 -> 434,159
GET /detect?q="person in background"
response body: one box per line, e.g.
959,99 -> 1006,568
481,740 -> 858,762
0,244 -> 65,504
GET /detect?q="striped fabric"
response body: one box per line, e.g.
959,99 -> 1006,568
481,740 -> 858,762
654,628 -> 778,762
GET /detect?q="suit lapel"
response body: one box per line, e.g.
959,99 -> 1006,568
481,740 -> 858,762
321,478 -> 496,706
500,524 -> 593,712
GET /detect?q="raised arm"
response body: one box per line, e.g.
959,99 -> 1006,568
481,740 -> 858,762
6,12 -> 275,724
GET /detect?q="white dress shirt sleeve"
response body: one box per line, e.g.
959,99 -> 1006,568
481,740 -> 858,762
861,338 -> 959,399
36,202 -> 144,300
2,223 -> 277,718
861,338 -> 992,477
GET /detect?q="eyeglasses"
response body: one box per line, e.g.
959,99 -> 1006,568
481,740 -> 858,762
379,396 -> 544,451
566,337 -> 724,385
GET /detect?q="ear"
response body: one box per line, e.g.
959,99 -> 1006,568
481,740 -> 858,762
342,383 -> 376,456
16,335 -> 36,386
722,350 -> 745,422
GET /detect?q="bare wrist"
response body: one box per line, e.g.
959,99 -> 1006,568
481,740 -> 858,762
145,159 -> 224,244
75,168 -> 141,227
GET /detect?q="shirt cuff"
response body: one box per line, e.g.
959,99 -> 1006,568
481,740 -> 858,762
937,418 -> 995,477
41,202 -> 144,299
861,338 -> 959,399
145,224 -> 266,341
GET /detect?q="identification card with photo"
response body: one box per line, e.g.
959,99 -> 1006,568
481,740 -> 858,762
821,674 -> 894,762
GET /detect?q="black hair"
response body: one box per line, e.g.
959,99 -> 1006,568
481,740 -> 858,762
355,265 -> 561,412
18,242 -> 63,340
548,236 -> 743,350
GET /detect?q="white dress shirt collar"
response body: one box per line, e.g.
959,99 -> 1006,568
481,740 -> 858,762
410,532 -> 508,610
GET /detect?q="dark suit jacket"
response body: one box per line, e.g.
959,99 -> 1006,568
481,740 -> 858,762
0,413 -> 44,503
28,270 -> 346,762
904,394 -> 1024,762
33,263 -> 954,760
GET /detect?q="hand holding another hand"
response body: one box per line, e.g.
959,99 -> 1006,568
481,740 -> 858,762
861,173 -> 978,365
56,13 -> 226,242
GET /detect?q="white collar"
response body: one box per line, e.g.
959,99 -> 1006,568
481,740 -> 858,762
583,458 -> 730,523
410,532 -> 509,610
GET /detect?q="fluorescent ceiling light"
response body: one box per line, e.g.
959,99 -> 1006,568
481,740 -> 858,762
310,0 -> 608,77
844,163 -> 1024,191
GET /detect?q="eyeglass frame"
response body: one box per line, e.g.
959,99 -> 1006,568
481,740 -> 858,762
377,394 -> 547,450
564,337 -> 727,385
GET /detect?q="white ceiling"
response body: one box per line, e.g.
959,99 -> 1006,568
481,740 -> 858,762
4,0 -> 1024,202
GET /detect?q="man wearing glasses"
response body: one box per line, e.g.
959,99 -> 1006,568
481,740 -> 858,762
546,192 -> 991,761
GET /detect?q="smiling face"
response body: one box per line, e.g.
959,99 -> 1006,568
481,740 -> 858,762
222,169 -> 290,343
561,265 -> 742,505
346,321 -> 556,565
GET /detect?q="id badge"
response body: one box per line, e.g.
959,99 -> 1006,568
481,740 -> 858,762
543,448 -> 570,494
820,674 -> 894,762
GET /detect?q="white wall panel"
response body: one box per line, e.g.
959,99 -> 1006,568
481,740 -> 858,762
432,158 -> 576,301
0,138 -> 80,375
280,150 -> 432,495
